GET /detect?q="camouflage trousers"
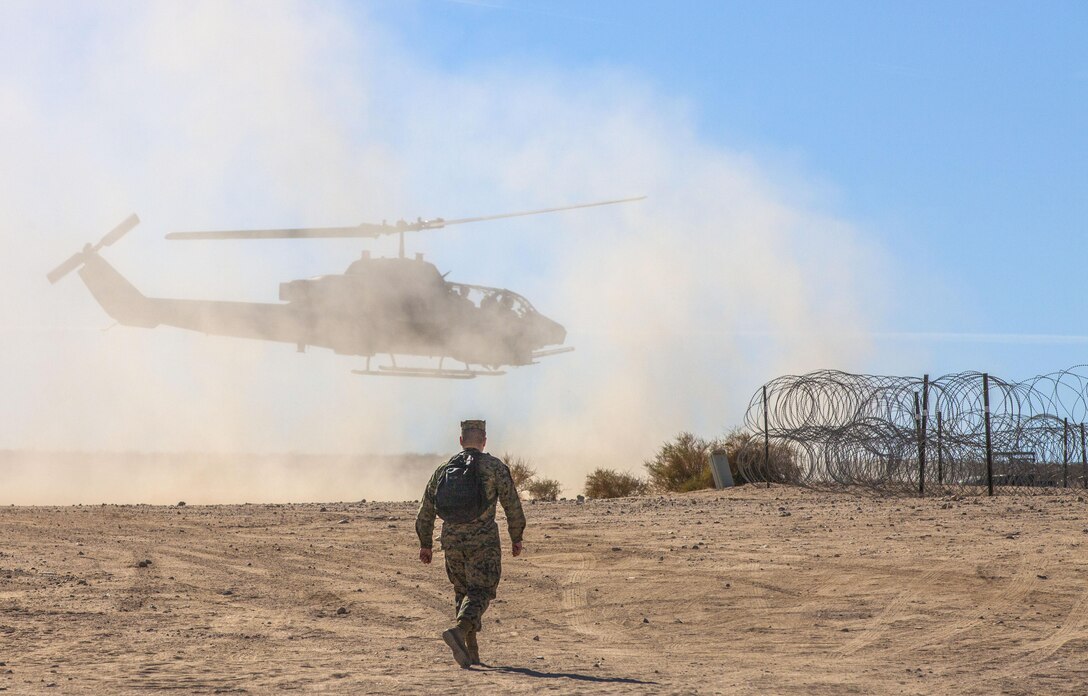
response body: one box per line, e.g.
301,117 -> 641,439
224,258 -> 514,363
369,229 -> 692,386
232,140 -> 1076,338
444,543 -> 501,633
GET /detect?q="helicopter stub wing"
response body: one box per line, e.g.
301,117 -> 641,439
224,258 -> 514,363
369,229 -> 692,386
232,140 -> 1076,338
531,346 -> 575,360
165,196 -> 646,241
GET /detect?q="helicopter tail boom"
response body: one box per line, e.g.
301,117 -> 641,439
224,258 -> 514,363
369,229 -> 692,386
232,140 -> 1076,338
78,256 -> 319,342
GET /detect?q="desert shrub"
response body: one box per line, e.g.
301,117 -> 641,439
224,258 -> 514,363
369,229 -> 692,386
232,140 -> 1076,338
502,453 -> 537,490
526,477 -> 562,501
584,468 -> 649,499
720,428 -> 800,485
644,432 -> 719,493
501,453 -> 563,500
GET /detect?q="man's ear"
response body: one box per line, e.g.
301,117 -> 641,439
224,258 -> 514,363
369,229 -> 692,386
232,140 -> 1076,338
459,436 -> 465,447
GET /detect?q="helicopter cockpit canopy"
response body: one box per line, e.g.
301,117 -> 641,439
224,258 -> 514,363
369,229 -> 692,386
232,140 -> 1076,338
448,283 -> 537,318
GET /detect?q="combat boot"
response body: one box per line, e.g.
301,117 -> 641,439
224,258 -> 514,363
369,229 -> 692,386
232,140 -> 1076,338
466,629 -> 481,666
441,618 -> 473,668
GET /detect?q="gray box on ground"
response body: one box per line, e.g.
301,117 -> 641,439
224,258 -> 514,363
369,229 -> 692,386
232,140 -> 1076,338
710,452 -> 734,488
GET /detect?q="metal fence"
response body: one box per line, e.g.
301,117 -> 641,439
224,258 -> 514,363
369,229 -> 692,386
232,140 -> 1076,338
742,367 -> 1088,496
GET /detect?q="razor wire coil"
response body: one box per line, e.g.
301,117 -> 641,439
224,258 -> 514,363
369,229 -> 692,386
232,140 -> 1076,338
742,367 -> 1088,495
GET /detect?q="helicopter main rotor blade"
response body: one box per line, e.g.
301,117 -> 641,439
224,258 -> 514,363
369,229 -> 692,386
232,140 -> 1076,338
100,213 -> 141,247
436,195 -> 646,228
165,195 -> 646,241
165,223 -> 397,240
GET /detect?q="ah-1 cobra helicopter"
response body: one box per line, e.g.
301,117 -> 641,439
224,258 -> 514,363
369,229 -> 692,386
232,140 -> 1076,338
47,197 -> 643,379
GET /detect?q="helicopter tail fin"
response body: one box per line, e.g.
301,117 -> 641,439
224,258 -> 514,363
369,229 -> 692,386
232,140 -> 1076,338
48,214 -> 158,327
77,254 -> 159,328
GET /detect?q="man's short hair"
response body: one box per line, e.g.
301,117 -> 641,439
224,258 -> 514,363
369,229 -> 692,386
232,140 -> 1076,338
461,419 -> 486,443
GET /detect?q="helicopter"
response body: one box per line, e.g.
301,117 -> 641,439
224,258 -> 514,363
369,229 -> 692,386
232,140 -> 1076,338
47,197 -> 644,379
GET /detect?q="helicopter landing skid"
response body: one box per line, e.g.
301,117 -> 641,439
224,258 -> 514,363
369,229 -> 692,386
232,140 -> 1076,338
352,366 -> 507,380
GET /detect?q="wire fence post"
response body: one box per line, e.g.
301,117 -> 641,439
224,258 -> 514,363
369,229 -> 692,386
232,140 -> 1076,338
921,375 -> 929,493
1063,417 -> 1070,489
763,384 -> 771,489
937,409 -> 944,485
914,391 -> 924,496
1081,422 -> 1087,490
983,372 -> 994,497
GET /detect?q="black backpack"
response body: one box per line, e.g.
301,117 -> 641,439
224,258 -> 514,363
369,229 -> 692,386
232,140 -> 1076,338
435,450 -> 488,524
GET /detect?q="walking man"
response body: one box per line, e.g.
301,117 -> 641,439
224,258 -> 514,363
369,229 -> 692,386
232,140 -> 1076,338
416,419 -> 526,667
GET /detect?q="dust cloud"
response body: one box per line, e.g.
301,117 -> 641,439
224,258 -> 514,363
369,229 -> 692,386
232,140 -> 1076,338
0,2 -> 892,503
0,451 -> 439,506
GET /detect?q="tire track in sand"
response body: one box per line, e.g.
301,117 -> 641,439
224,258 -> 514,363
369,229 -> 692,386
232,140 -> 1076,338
903,555 -> 1040,653
835,566 -> 945,657
539,551 -> 641,644
561,552 -> 606,640
960,583 -> 1088,693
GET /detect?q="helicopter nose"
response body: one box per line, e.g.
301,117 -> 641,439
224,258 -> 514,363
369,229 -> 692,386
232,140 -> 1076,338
536,314 -> 567,346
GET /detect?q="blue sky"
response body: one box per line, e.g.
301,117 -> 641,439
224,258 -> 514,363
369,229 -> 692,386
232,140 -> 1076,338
371,0 -> 1088,349
1,1 -> 1086,492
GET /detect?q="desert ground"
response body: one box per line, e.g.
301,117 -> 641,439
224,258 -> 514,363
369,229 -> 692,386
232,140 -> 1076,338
2,485 -> 1087,694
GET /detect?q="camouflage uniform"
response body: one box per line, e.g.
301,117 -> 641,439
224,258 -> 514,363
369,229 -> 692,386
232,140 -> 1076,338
416,449 -> 525,634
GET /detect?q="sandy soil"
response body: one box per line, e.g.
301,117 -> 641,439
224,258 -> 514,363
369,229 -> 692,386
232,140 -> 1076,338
1,486 -> 1087,694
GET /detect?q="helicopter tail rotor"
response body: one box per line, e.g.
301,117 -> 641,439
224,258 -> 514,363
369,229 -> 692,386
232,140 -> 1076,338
47,214 -> 140,284
46,252 -> 89,286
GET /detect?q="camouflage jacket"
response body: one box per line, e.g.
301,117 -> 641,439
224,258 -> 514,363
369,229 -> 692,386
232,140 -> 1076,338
415,449 -> 526,551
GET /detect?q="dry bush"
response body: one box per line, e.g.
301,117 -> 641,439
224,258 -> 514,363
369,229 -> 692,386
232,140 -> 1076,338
720,428 -> 800,484
584,468 -> 649,499
502,453 -> 537,490
644,432 -> 718,493
526,478 -> 562,501
501,453 -> 561,500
